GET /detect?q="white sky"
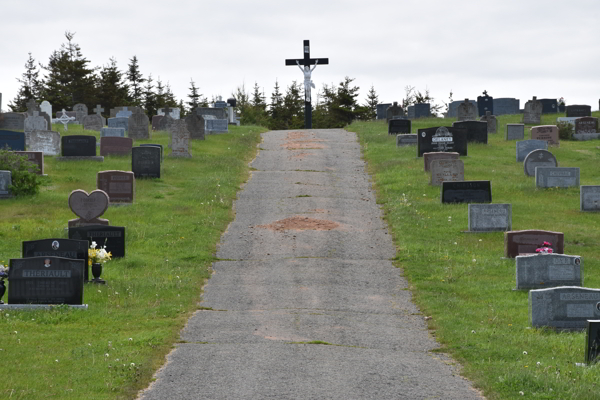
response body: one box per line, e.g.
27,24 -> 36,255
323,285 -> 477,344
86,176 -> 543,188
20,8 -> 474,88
1,0 -> 599,113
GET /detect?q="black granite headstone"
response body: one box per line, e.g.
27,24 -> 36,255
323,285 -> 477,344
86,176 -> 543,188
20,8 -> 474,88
414,103 -> 430,118
388,119 -> 411,135
586,320 -> 600,364
0,130 -> 25,151
22,238 -> 89,281
61,135 -> 97,157
132,146 -> 161,178
8,256 -> 85,305
477,93 -> 493,116
69,225 -> 125,258
566,105 -> 592,118
417,127 -> 468,157
441,181 -> 492,204
140,144 -> 164,161
451,121 -> 488,144
539,99 -> 558,114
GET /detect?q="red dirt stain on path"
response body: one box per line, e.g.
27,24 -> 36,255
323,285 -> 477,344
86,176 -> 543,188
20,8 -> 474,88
258,216 -> 340,232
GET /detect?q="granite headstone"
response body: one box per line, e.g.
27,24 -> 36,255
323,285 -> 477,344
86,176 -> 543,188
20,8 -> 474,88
516,140 -> 548,162
417,127 -> 468,157
516,254 -> 582,290
504,230 -> 564,258
523,149 -> 558,177
441,181 -> 491,204
581,186 -> 600,212
468,203 -> 512,232
97,170 -> 135,203
529,287 -> 600,330
430,159 -> 464,186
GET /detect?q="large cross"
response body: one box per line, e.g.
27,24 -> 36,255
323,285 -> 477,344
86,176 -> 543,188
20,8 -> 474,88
162,105 -> 172,118
285,40 -> 329,129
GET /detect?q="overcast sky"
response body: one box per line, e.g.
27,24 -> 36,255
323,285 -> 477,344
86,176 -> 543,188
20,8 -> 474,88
2,0 -> 599,114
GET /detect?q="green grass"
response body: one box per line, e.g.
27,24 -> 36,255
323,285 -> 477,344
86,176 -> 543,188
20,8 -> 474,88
350,112 -> 600,399
0,123 -> 266,399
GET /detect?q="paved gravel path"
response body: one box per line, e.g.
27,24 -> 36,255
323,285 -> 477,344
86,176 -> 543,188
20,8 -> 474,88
139,129 -> 483,399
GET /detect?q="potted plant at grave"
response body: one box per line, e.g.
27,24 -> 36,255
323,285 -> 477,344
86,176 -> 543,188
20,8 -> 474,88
88,241 -> 112,284
535,241 -> 553,254
0,264 -> 8,304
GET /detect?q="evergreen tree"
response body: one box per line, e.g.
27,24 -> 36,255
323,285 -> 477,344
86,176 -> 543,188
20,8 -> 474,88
178,99 -> 187,117
143,73 -> 157,117
96,57 -> 129,112
363,85 -> 379,120
232,83 -> 250,124
155,77 -> 165,108
282,81 -> 304,129
268,80 -> 285,130
9,52 -> 44,112
187,79 -> 201,111
126,55 -> 145,106
243,82 -> 269,126
164,82 -> 178,107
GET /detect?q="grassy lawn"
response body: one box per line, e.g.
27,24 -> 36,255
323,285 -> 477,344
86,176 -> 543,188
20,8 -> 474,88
0,123 -> 266,399
350,112 -> 600,399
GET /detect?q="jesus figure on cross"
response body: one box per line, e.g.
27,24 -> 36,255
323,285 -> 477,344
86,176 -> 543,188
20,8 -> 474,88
297,59 -> 318,103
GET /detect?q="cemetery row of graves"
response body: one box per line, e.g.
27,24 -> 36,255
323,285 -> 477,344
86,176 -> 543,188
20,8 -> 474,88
0,97 -> 265,398
351,96 -> 600,398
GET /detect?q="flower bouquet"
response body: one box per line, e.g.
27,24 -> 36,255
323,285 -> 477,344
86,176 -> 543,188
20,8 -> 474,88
535,241 -> 553,254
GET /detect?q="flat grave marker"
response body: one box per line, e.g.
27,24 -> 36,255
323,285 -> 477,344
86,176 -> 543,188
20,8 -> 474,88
396,134 -> 417,147
504,230 -> 564,258
468,203 -> 512,232
529,287 -> 600,330
523,149 -> 557,177
516,254 -> 582,290
441,181 -> 491,204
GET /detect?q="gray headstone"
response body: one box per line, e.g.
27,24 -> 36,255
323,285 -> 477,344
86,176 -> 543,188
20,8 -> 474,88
523,97 -> 543,124
24,111 -> 48,135
73,103 -> 88,123
413,103 -> 430,118
581,186 -> 600,212
116,109 -> 133,119
386,102 -> 403,122
493,98 -> 520,115
447,100 -> 477,118
516,139 -> 548,162
206,118 -> 229,133
28,130 -> 61,156
185,113 -> 205,140
517,254 -> 582,290
169,120 -> 191,157
479,111 -> 497,134
107,117 -> 128,132
396,134 -> 417,147
557,117 -> 578,126
68,189 -> 109,227
506,124 -> 525,140
128,111 -> 150,140
101,127 -> 126,137
524,149 -> 558,177
195,107 -> 227,120
529,287 -> 600,330
0,112 -> 26,130
407,105 -> 415,119
430,159 -> 464,186
457,99 -> 477,121
40,101 -> 52,119
376,103 -> 392,120
468,203 -> 512,232
535,167 -> 579,188
157,107 -> 180,120
82,114 -> 103,131
0,170 -> 12,198
423,152 -> 460,172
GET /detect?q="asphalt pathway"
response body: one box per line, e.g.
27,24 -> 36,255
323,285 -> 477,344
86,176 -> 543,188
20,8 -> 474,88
139,129 -> 483,399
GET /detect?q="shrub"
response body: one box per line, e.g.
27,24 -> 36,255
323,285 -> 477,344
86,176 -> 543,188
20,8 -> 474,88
557,121 -> 574,140
0,149 -> 41,196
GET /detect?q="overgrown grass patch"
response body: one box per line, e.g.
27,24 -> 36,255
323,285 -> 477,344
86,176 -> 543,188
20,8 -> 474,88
0,123 -> 266,399
351,112 -> 600,400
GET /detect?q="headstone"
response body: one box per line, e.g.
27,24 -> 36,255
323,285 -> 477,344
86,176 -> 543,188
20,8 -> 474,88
206,118 -> 229,133
516,254 -> 582,290
195,107 -> 227,120
447,100 -> 477,118
68,189 -> 110,227
506,124 -> 525,140
516,140 -> 548,162
396,134 -> 417,147
132,146 -> 161,178
430,159 -> 464,186
523,97 -> 543,124
0,130 -> 26,151
157,114 -> 173,131
538,98 -> 558,114
214,101 -> 227,109
535,167 -> 579,188
386,102 -> 404,122
586,321 -> 600,364
152,115 -> 164,131
417,126 -> 468,157
0,112 -> 26,130
82,114 -> 103,131
25,99 -> 40,115
72,103 -> 88,123
169,120 -> 192,158
557,117 -> 578,126
101,127 -> 126,137
451,121 -> 488,144
581,186 -> 600,212
116,107 -> 133,119
523,149 -> 558,177
93,104 -> 106,126
24,111 -> 48,135
407,106 -> 415,119
185,113 -> 205,140
468,203 -> 512,232
40,101 -> 52,119
423,152 -> 460,172
529,287 -> 600,330
0,171 -> 12,198
100,137 -> 133,156
566,105 -> 591,118
22,238 -> 89,282
157,107 -> 181,120
13,151 -> 44,175
531,125 -> 559,146
7,257 -> 85,305
457,99 -> 477,121
128,109 -> 150,140
97,170 -> 135,203
575,117 -> 598,134
139,144 -> 164,161
441,181 -> 492,204
479,111 -> 497,134
61,135 -> 97,157
69,225 -> 126,258
477,92 -> 493,116
107,117 -> 128,132
376,103 -> 392,120
504,230 -> 564,258
414,103 -> 430,118
388,119 -> 411,135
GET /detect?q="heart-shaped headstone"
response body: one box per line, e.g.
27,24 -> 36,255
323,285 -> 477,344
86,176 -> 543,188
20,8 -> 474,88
68,189 -> 109,221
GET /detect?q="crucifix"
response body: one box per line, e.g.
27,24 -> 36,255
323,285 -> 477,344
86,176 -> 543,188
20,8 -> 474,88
285,40 -> 329,129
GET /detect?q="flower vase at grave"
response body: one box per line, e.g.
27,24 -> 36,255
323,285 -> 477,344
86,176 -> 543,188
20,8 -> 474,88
91,263 -> 106,285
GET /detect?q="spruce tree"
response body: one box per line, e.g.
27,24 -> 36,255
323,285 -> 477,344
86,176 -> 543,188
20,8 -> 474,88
363,85 -> 379,120
126,56 -> 145,106
143,74 -> 157,117
9,52 -> 43,112
282,81 -> 304,129
187,79 -> 201,111
268,80 -> 285,130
